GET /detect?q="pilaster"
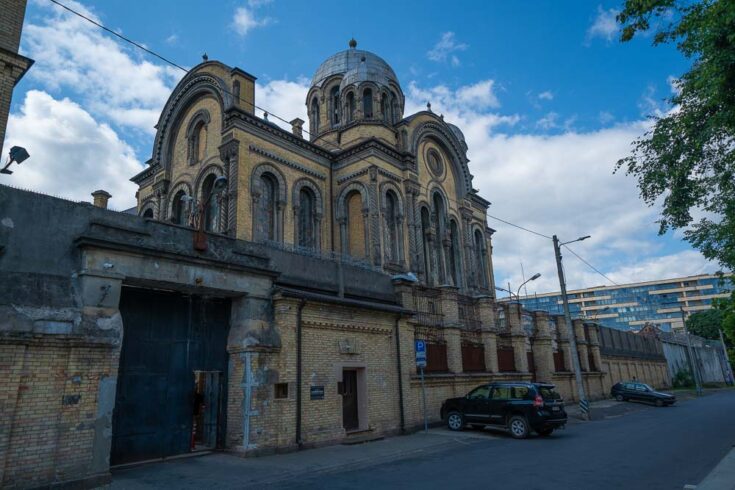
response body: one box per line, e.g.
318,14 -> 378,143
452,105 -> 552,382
444,326 -> 463,374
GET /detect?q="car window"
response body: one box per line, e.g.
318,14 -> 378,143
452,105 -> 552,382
491,386 -> 511,400
635,384 -> 647,392
511,386 -> 529,400
640,384 -> 653,392
538,386 -> 562,400
467,386 -> 490,400
624,383 -> 635,390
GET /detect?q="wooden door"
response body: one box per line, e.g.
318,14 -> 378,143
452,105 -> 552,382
342,370 -> 359,431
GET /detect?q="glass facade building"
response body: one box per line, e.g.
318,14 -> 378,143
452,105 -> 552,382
517,274 -> 733,332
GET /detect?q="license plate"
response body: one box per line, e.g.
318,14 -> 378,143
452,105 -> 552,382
552,406 -> 560,411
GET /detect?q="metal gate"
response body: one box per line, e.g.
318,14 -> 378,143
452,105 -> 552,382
111,287 -> 230,465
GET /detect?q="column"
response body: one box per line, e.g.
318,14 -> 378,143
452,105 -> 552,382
476,296 -> 499,372
532,311 -> 554,382
508,303 -> 528,372
445,327 -> 463,374
588,324 -> 603,372
556,315 -> 572,371
574,319 -> 590,372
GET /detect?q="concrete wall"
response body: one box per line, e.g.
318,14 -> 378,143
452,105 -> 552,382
662,338 -> 728,385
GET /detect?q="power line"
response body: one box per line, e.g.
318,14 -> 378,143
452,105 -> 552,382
562,244 -> 620,286
485,213 -> 552,240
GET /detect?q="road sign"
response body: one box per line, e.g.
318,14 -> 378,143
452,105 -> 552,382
415,340 -> 427,368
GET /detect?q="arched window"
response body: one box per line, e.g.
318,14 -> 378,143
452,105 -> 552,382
201,175 -> 220,232
449,220 -> 461,287
188,120 -> 207,164
384,190 -> 400,262
346,92 -> 356,123
256,174 -> 277,241
363,88 -> 373,118
381,94 -> 389,123
310,97 -> 320,134
346,191 -> 366,258
297,187 -> 316,249
432,193 -> 446,283
421,207 -> 432,284
474,229 -> 488,288
391,93 -> 399,123
330,86 -> 340,126
142,208 -> 154,218
171,190 -> 188,225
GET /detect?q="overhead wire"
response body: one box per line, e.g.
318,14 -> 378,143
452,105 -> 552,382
49,0 -> 617,289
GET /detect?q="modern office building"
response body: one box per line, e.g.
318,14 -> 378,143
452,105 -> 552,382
517,273 -> 733,332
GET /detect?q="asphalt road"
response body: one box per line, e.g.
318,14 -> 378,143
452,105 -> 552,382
279,390 -> 735,490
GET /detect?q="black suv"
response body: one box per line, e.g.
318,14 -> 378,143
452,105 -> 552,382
610,381 -> 676,407
440,382 -> 567,439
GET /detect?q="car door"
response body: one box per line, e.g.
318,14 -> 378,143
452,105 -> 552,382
623,383 -> 638,401
634,383 -> 650,402
463,385 -> 492,423
487,386 -> 512,425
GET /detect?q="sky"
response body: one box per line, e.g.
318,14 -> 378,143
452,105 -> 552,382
3,0 -> 725,297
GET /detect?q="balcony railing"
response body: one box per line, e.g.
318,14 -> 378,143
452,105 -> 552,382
458,294 -> 482,331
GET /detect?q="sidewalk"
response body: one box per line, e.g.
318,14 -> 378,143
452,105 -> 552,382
690,446 -> 735,490
111,428 -> 491,489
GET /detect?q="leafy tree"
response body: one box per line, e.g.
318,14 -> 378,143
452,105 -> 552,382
686,308 -> 723,339
614,0 -> 735,270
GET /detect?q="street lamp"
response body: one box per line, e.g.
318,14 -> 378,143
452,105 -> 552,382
552,234 -> 591,420
0,146 -> 30,175
517,272 -> 541,299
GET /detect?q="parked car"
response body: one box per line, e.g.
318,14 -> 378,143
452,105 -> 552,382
610,381 -> 676,407
440,382 -> 567,439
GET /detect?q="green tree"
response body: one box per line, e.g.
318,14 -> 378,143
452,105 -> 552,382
614,0 -> 735,270
686,308 -> 723,339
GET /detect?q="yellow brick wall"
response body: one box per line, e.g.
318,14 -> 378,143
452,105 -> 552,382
0,340 -> 117,488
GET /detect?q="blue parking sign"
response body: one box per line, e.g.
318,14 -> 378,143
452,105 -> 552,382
415,340 -> 427,368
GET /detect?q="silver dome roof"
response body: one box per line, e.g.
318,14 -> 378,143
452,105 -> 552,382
311,48 -> 399,89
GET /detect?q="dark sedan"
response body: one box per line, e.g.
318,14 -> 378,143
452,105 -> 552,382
610,381 -> 676,407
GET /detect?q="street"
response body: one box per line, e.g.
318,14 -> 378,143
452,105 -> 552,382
113,390 -> 735,490
285,390 -> 735,490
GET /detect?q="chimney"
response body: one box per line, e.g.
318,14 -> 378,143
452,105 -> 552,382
290,118 -> 304,138
91,190 -> 112,209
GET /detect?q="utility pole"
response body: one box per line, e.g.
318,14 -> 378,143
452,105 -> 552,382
553,235 -> 590,420
679,306 -> 703,396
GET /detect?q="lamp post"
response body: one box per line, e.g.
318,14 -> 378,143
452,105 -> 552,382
517,273 -> 541,300
553,234 -> 591,420
191,176 -> 227,252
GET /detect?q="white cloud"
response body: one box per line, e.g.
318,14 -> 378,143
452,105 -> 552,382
23,0 -> 181,134
456,80 -> 500,109
538,91 -> 554,101
427,32 -> 468,65
536,111 -> 559,130
4,91 -> 142,210
254,78 -> 310,133
586,6 -> 620,43
165,34 -> 178,45
232,2 -> 273,37
599,111 -> 614,124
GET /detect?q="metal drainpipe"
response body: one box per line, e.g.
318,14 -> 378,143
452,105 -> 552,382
295,298 -> 306,449
394,315 -> 406,433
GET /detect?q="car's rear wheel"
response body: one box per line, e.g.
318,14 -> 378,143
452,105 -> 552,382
447,411 -> 464,431
615,394 -> 624,402
655,399 -> 664,407
537,428 -> 554,437
508,415 -> 529,439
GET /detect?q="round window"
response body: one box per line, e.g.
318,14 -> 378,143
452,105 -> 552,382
427,149 -> 444,178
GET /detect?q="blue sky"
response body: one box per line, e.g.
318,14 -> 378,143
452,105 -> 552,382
4,0 -> 720,295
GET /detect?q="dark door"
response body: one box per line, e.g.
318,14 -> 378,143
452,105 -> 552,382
527,352 -> 536,381
464,385 -> 492,423
342,370 -> 359,431
111,288 -> 230,465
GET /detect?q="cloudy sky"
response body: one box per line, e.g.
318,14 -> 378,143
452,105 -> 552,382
3,0 -> 723,296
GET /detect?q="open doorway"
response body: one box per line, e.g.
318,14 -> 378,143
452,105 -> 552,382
192,371 -> 223,450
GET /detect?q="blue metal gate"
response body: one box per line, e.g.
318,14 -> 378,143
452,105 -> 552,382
111,287 -> 230,465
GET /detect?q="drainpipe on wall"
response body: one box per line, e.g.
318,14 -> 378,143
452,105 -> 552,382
394,315 -> 406,433
295,298 -> 306,449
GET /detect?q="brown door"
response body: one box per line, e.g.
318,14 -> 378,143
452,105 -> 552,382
342,370 -> 359,431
